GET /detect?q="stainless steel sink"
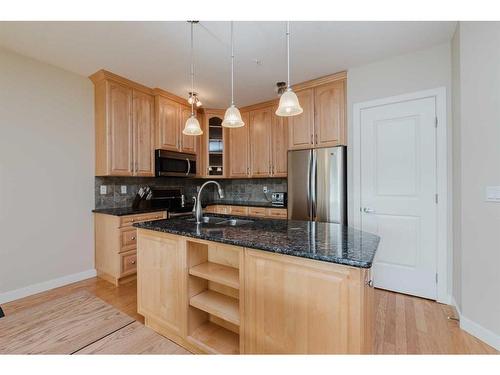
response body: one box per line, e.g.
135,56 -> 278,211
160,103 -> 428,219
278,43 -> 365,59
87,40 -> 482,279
186,216 -> 227,224
216,219 -> 254,226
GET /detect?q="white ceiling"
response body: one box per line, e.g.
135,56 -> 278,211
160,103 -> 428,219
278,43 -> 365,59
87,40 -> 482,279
0,21 -> 456,108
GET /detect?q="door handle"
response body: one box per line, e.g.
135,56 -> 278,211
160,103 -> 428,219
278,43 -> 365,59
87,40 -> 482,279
186,158 -> 191,175
362,207 -> 375,214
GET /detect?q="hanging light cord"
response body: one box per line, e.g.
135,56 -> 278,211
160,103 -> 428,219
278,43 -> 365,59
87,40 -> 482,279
230,21 -> 234,106
286,21 -> 291,90
190,21 -> 195,116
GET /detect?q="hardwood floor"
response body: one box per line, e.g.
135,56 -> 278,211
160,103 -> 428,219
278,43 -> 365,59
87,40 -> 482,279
2,277 -> 498,354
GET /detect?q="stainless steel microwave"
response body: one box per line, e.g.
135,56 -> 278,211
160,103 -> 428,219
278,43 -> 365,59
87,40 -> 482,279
155,150 -> 197,177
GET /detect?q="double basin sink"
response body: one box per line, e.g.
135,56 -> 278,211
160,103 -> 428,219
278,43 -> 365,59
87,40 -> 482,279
186,216 -> 253,227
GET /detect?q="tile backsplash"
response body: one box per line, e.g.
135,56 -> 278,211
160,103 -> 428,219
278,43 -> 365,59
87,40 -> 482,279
95,177 -> 287,209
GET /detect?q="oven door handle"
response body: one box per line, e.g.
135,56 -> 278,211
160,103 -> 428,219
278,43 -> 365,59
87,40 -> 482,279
186,158 -> 191,176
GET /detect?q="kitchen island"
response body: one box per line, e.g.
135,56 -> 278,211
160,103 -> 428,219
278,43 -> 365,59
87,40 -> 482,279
134,215 -> 380,354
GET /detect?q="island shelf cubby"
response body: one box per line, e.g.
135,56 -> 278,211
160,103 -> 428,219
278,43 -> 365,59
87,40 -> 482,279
185,239 -> 243,354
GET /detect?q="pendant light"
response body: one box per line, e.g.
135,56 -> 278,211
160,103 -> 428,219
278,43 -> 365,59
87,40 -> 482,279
222,21 -> 245,128
276,21 -> 303,117
183,21 -> 203,136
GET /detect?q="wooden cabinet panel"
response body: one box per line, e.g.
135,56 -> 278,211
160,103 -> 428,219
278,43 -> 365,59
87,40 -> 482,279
314,80 -> 346,147
156,96 -> 180,151
133,91 -> 155,176
288,89 -> 315,150
243,249 -> 359,354
137,231 -> 184,337
265,208 -> 287,219
228,112 -> 250,178
180,107 -> 197,153
250,107 -> 272,177
248,207 -> 266,217
271,115 -> 288,177
108,81 -> 133,175
229,206 -> 249,216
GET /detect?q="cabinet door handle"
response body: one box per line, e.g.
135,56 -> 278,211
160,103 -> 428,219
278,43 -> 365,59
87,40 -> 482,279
315,133 -> 318,144
310,133 -> 313,144
131,236 -> 136,240
131,260 -> 136,265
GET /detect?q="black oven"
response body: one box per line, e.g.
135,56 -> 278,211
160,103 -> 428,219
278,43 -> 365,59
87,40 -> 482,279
155,150 -> 197,177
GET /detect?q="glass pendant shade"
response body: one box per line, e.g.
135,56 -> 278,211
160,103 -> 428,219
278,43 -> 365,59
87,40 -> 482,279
222,104 -> 245,128
276,88 -> 303,117
183,115 -> 203,135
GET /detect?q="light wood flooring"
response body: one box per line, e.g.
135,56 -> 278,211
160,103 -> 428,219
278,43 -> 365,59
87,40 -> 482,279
2,277 -> 497,354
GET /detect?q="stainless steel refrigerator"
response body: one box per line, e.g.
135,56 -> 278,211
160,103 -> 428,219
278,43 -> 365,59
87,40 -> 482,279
288,146 -> 347,224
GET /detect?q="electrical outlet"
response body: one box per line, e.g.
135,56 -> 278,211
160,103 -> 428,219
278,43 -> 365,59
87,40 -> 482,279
263,186 -> 268,193
100,185 -> 107,195
121,185 -> 127,194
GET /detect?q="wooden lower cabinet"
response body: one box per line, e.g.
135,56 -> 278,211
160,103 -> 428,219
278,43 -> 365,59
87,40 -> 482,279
137,231 -> 185,341
205,205 -> 287,219
136,230 -> 374,354
244,249 -> 373,354
94,211 -> 167,286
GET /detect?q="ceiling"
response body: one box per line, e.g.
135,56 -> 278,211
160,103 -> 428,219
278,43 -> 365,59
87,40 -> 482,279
0,21 -> 456,108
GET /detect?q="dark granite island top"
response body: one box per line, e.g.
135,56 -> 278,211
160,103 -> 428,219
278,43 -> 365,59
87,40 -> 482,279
134,215 -> 379,268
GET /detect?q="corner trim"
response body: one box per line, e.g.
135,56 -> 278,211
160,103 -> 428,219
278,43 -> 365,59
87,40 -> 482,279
452,298 -> 500,351
0,269 -> 97,304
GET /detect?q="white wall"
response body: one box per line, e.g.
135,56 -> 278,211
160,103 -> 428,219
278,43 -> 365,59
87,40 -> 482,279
0,48 -> 94,302
346,42 -> 453,298
452,22 -> 500,346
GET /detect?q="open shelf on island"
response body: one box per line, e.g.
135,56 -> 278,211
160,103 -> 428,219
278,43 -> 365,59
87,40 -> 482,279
189,262 -> 239,290
190,290 -> 240,326
188,321 -> 239,354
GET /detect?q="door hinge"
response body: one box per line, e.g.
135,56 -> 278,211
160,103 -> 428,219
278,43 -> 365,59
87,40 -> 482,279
435,117 -> 438,128
435,273 -> 438,284
435,194 -> 439,204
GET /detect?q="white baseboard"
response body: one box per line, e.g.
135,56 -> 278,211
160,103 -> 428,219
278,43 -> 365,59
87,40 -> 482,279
0,269 -> 97,305
452,297 -> 500,351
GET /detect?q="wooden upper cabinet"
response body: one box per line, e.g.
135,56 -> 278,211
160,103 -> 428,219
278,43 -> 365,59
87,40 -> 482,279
180,107 -> 197,153
156,96 -> 180,151
108,81 -> 134,176
288,88 -> 315,150
271,115 -> 288,177
133,91 -> 155,176
314,80 -> 346,147
228,112 -> 250,178
249,107 -> 272,177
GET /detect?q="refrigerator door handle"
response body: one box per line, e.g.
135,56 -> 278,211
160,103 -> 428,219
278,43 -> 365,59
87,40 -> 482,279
310,150 -> 317,221
306,150 -> 311,220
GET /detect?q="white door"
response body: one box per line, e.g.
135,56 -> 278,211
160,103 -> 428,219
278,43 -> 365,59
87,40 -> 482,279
360,97 -> 437,299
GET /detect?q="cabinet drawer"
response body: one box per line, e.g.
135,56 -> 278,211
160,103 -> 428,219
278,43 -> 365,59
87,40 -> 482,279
266,208 -> 287,219
120,211 -> 166,227
248,207 -> 266,217
120,228 -> 137,252
230,206 -> 249,216
216,206 -> 231,214
204,205 -> 218,213
121,250 -> 137,275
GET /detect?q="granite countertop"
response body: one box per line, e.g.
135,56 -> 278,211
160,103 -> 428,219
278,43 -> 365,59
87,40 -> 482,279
92,201 -> 285,216
92,206 -> 169,216
134,214 -> 380,268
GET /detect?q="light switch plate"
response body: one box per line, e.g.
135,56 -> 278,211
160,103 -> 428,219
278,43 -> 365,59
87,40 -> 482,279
263,186 -> 268,193
486,186 -> 500,202
121,185 -> 127,194
100,185 -> 107,195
